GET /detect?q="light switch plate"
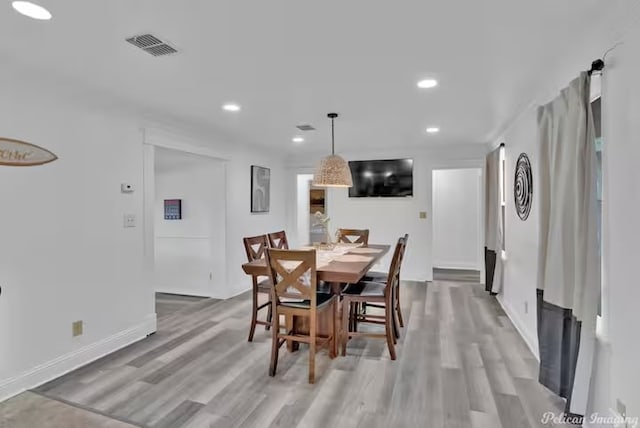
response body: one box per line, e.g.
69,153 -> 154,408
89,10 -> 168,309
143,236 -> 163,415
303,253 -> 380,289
419,211 -> 427,219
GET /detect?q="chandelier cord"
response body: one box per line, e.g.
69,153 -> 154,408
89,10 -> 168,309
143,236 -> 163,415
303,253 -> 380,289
331,117 -> 335,155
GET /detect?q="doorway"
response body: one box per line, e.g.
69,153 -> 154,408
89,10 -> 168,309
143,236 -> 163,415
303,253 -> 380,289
432,168 -> 483,278
296,174 -> 328,246
152,147 -> 227,297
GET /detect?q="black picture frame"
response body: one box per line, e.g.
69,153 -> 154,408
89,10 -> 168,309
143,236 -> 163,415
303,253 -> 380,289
251,165 -> 270,213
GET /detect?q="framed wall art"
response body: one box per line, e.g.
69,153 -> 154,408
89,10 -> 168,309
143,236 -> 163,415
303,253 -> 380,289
251,165 -> 270,213
514,153 -> 533,221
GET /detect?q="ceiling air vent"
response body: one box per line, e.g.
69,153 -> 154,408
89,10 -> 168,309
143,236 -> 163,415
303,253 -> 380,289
126,34 -> 178,57
296,124 -> 316,131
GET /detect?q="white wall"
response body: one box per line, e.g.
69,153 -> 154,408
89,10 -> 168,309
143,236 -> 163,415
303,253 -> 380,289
496,107 -> 541,356
491,7 -> 640,423
0,71 -> 155,400
154,148 -> 226,297
0,73 -> 288,401
432,168 -> 482,270
599,23 -> 640,422
143,128 -> 288,300
286,145 -> 486,282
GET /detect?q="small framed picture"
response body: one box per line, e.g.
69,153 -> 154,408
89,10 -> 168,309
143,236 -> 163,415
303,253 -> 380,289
251,165 -> 270,213
164,199 -> 182,220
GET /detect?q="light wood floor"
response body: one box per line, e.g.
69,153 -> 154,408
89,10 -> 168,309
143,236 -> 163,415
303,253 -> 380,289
6,277 -> 572,428
155,293 -> 210,320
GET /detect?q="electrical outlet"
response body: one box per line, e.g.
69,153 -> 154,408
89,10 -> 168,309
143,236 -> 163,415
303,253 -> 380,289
524,301 -> 529,314
72,320 -> 83,337
123,214 -> 136,228
617,399 -> 627,421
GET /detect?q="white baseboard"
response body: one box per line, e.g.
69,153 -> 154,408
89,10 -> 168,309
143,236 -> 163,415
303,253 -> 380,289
0,313 -> 157,402
155,287 -> 212,298
496,295 -> 539,361
433,261 -> 481,271
221,285 -> 251,300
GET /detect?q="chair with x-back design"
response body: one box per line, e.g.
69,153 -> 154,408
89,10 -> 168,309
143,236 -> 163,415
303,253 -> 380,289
265,248 -> 337,383
267,230 -> 289,249
341,236 -> 405,360
243,234 -> 272,341
362,233 -> 409,337
336,228 -> 369,245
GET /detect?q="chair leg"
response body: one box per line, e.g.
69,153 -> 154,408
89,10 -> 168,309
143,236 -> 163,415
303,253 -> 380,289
396,284 -> 404,328
392,287 -> 400,342
269,306 -> 280,377
352,302 -> 359,332
248,284 -> 258,342
330,299 -> 337,358
309,317 -> 317,384
265,301 -> 272,331
341,298 -> 350,356
392,310 -> 399,344
348,303 -> 355,332
385,305 -> 397,361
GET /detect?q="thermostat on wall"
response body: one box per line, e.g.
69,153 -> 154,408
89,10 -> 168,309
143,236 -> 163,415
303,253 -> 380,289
164,199 -> 182,220
121,183 -> 135,193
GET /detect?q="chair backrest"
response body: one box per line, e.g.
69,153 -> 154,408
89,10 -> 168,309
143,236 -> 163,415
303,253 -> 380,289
267,230 -> 289,249
336,228 -> 369,245
385,236 -> 406,287
265,248 -> 318,306
397,233 -> 409,280
243,234 -> 269,263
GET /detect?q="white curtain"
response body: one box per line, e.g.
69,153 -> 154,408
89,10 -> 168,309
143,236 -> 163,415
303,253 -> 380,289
536,72 -> 600,416
484,147 -> 504,294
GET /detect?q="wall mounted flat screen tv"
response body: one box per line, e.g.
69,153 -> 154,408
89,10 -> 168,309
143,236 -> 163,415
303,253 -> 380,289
348,159 -> 413,197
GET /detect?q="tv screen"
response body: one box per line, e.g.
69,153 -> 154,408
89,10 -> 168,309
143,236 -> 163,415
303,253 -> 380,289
348,159 -> 413,197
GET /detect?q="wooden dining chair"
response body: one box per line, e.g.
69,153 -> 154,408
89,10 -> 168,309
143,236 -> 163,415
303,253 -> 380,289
363,234 -> 409,334
341,236 -> 405,360
267,230 -> 289,249
243,234 -> 272,342
264,248 -> 337,383
336,228 -> 369,245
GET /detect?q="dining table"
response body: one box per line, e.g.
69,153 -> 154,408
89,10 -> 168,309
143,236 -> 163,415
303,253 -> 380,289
241,242 -> 391,354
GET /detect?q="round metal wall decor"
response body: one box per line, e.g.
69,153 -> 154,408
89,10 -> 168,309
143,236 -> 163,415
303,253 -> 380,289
514,153 -> 533,221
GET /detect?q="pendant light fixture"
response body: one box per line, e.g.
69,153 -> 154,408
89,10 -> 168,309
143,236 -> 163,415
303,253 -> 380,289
312,113 -> 353,187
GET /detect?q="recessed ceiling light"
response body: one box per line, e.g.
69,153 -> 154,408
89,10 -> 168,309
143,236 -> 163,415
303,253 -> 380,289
417,79 -> 438,89
222,103 -> 241,112
11,1 -> 51,20
292,136 -> 304,143
426,127 -> 440,134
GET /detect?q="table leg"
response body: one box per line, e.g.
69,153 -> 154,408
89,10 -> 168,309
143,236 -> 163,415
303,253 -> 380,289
333,296 -> 339,357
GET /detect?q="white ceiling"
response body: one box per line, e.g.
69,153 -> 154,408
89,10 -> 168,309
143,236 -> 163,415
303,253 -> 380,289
0,0 -> 632,154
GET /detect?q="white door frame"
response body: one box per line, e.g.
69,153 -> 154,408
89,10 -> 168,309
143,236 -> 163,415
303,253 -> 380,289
142,128 -> 230,296
430,159 -> 485,283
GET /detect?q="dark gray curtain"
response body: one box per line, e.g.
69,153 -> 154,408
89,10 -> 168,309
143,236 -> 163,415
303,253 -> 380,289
484,248 -> 497,293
